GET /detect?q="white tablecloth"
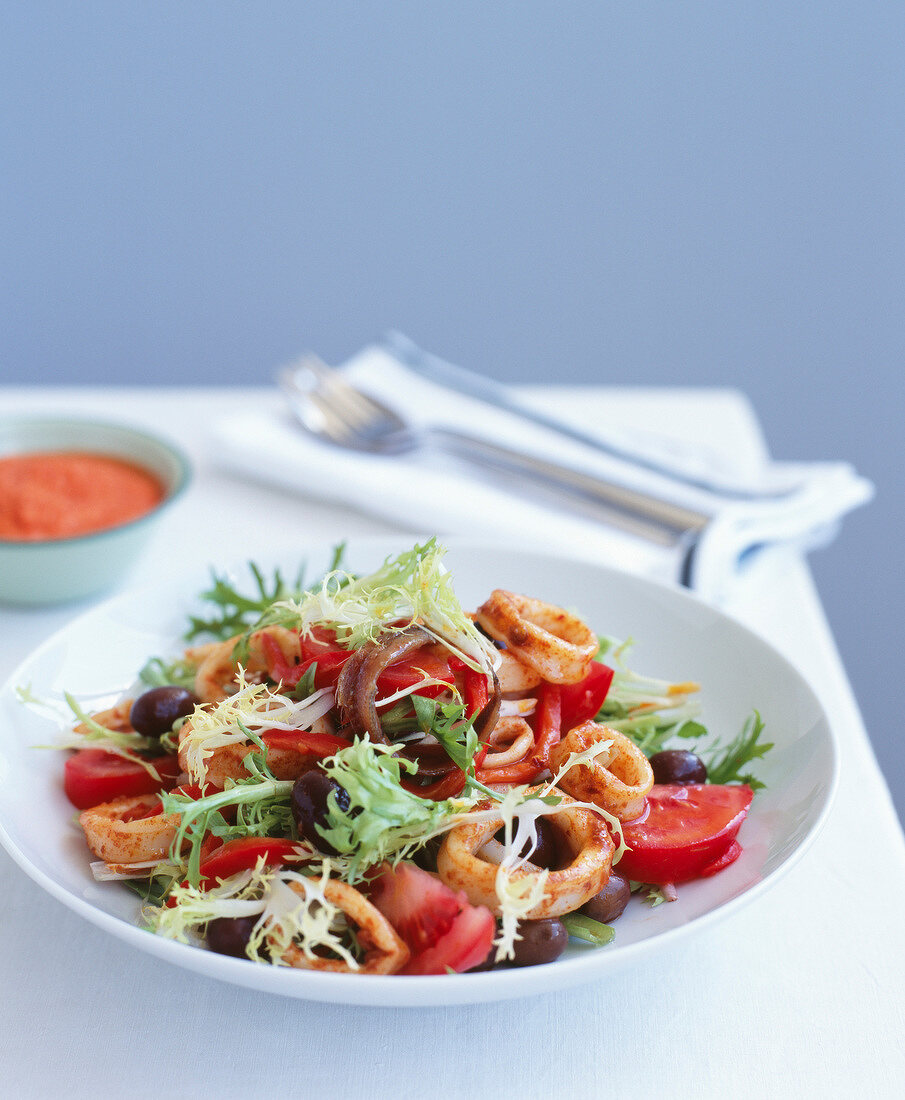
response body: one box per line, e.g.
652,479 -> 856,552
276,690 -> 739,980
1,385 -> 903,1099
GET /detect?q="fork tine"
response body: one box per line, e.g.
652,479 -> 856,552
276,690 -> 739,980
280,356 -> 364,434
279,352 -> 410,452
303,359 -> 388,432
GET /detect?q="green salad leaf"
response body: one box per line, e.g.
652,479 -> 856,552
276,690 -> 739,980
705,710 -> 773,789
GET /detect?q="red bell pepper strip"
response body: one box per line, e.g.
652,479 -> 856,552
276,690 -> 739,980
261,729 -> 352,757
531,683 -> 562,769
260,631 -> 353,690
198,836 -> 305,886
476,759 -> 544,785
464,667 -> 489,718
402,768 -> 468,801
258,631 -> 301,685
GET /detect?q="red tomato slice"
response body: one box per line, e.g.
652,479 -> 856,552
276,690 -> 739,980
698,839 -> 743,878
63,749 -> 181,810
198,837 -> 304,884
368,862 -> 496,975
618,784 -> 753,885
559,661 -> 614,730
401,905 -> 496,976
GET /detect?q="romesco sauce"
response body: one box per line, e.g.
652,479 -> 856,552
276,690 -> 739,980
0,451 -> 165,541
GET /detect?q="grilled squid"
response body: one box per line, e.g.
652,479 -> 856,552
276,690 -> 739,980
436,789 -> 614,919
475,591 -> 597,685
189,626 -> 300,704
550,721 -> 654,821
275,879 -> 409,975
74,699 -> 135,736
79,794 -> 178,865
481,716 -> 535,768
177,714 -> 337,790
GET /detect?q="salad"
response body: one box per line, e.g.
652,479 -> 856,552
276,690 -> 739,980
39,539 -> 771,976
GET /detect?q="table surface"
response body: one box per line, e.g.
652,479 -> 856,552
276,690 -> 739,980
1,385 -> 903,1099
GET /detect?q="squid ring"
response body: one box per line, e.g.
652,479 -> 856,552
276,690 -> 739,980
276,879 -> 410,975
177,714 -> 337,790
79,795 -> 179,865
495,650 -> 543,693
482,717 -> 535,768
74,699 -> 135,736
192,626 -> 300,704
550,721 -> 654,821
436,788 -> 614,919
475,590 -> 597,685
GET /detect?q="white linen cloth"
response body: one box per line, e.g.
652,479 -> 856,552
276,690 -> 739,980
0,384 -> 902,1100
210,338 -> 872,602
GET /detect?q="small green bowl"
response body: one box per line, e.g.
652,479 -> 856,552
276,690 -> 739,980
0,417 -> 191,606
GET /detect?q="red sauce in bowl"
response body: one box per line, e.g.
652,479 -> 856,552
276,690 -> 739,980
0,451 -> 166,541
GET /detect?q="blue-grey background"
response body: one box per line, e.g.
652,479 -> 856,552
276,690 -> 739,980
2,4 -> 902,819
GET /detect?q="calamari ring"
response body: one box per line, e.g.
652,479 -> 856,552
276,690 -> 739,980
177,715 -> 336,790
482,716 -> 535,768
74,699 -> 134,736
550,721 -> 654,822
475,590 -> 597,685
192,626 -> 300,704
436,788 -> 614,919
275,879 -> 409,975
495,651 -> 543,693
79,794 -> 179,864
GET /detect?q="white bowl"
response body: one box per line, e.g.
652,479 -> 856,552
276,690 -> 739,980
0,538 -> 837,1005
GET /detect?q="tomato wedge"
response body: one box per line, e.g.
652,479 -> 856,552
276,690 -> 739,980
559,661 -> 614,730
617,784 -> 753,885
198,837 -> 304,884
368,862 -> 496,975
63,749 -> 181,810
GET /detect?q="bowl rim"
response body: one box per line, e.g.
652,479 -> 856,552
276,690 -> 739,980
0,415 -> 192,548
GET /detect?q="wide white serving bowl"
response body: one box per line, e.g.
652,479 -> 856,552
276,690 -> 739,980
0,416 -> 190,606
0,538 -> 837,1006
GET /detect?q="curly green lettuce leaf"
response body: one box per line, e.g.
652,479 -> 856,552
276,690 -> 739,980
269,538 -> 498,673
318,738 -> 468,881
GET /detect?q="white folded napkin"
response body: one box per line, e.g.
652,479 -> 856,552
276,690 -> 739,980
208,337 -> 873,602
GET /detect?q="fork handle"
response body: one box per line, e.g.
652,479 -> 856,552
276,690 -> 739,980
430,427 -> 712,546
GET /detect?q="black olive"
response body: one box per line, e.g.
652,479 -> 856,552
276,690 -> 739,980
206,915 -> 260,958
508,919 -> 568,967
291,769 -> 350,855
649,749 -> 708,785
129,686 -> 199,739
411,834 -> 443,873
579,872 -> 631,924
493,816 -> 559,870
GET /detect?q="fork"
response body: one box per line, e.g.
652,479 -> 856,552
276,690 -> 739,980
278,356 -> 712,551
